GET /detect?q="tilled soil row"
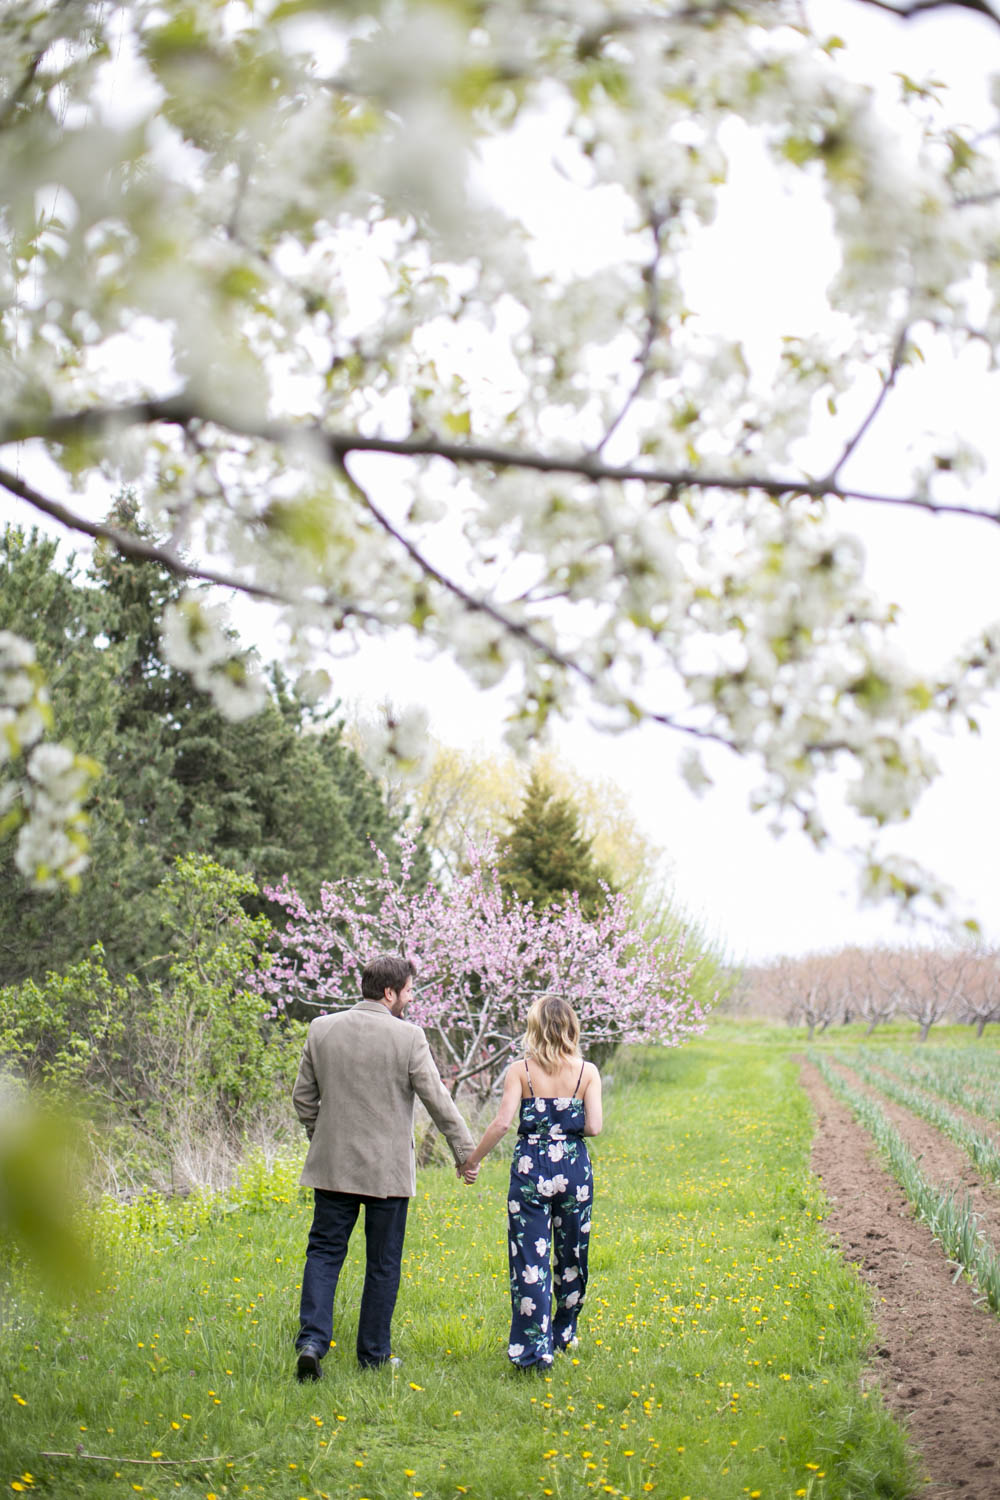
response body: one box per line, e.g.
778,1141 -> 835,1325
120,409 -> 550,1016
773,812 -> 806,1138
826,1054 -> 1000,1248
798,1058 -> 1000,1500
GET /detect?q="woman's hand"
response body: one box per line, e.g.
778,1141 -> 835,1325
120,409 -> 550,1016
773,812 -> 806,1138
458,1156 -> 480,1184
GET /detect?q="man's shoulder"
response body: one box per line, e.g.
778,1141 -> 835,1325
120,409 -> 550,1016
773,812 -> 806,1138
309,1004 -> 424,1048
307,1008 -> 350,1034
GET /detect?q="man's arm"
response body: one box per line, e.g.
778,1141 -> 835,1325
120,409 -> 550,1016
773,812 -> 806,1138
408,1029 -> 475,1165
292,1031 -> 320,1138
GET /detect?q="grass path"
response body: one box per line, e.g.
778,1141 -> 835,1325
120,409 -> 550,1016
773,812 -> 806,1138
1,1044 -> 917,1500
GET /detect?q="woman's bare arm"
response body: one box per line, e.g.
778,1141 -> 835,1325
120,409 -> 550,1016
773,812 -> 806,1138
458,1063 -> 524,1178
583,1064 -> 603,1136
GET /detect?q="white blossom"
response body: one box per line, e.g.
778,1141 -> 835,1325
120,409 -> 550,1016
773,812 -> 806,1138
1,0 -> 997,926
161,594 -> 268,722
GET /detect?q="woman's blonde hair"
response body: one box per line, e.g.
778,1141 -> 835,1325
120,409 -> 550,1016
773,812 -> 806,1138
523,995 -> 581,1074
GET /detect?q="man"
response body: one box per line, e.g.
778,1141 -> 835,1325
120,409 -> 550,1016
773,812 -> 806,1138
291,954 -> 477,1381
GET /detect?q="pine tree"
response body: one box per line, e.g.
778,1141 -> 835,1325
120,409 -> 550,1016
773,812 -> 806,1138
498,770 -> 612,916
0,519 -> 421,982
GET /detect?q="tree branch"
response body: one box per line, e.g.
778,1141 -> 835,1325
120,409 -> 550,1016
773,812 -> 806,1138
0,465 -> 287,599
336,455 -> 587,681
852,0 -> 1000,27
7,395 -> 999,518
593,202 -> 670,457
0,464 -> 380,623
824,326 -> 910,485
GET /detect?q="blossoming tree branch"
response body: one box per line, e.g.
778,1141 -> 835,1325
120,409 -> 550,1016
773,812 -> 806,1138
2,0 -> 1000,915
253,839 -> 706,1098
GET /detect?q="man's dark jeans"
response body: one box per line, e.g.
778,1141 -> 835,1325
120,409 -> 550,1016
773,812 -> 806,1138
297,1189 -> 409,1367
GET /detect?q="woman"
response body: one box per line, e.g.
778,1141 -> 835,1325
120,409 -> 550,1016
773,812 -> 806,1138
460,996 -> 603,1369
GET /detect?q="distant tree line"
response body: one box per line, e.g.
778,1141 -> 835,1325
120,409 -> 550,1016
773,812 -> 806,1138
738,947 -> 1000,1041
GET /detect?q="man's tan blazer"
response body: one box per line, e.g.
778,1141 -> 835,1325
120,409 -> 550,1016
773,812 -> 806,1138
292,1000 -> 475,1198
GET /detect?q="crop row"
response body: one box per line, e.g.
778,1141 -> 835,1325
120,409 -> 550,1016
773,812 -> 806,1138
837,1050 -> 1000,1184
861,1046 -> 1000,1124
810,1053 -> 1000,1315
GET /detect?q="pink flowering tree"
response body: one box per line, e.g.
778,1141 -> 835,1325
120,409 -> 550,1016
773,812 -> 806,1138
253,837 -> 708,1103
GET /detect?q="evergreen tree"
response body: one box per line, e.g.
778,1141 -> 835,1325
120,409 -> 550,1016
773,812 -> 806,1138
498,770 -> 612,916
0,519 -> 419,983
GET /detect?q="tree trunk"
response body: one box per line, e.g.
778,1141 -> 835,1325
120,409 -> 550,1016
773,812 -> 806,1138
416,1121 -> 442,1169
586,1040 -> 620,1070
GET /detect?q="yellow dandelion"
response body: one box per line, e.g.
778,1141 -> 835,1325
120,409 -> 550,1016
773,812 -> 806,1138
408,1382 -> 424,1391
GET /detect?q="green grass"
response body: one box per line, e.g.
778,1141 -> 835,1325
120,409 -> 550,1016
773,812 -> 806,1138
1,1043 -> 919,1500
707,1015 -> 1000,1049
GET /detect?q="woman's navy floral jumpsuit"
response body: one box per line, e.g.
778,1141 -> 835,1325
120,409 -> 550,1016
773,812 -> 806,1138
506,1059 -> 593,1367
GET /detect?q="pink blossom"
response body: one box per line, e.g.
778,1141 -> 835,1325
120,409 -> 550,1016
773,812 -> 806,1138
252,834 -> 709,1098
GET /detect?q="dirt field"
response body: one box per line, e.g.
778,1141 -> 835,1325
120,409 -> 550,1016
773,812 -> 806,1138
798,1058 -> 1000,1500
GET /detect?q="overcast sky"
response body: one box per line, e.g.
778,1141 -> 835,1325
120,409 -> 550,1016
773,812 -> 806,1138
4,0 -> 1000,964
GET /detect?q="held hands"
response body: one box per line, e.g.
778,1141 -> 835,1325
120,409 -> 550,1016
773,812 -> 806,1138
457,1156 -> 480,1184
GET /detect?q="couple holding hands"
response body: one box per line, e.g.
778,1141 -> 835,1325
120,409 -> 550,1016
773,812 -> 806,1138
291,955 -> 602,1380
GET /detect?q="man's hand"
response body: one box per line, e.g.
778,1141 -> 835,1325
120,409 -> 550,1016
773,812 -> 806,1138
457,1156 -> 480,1184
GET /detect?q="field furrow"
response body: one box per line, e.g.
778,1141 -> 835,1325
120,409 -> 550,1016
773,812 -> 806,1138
798,1056 -> 1000,1500
823,1054 -> 1000,1254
